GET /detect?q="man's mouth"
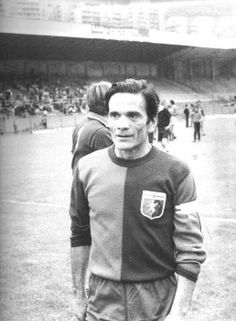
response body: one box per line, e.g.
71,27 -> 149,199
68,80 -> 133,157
116,135 -> 132,138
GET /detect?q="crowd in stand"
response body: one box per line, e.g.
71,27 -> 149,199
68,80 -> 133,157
0,79 -> 88,118
1,77 -> 235,120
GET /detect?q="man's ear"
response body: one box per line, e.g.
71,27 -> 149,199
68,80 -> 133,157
147,117 -> 157,133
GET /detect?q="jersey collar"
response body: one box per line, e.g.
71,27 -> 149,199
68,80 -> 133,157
87,112 -> 109,128
108,145 -> 157,167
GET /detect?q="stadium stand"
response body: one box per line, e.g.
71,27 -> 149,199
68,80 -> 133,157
0,3 -> 236,133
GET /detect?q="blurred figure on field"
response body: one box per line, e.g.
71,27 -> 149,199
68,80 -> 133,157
183,104 -> 190,128
169,99 -> 177,116
71,81 -> 113,173
190,104 -> 194,127
168,100 -> 177,140
196,101 -> 206,136
157,101 -> 172,152
41,115 -> 47,129
192,106 -> 203,142
13,121 -> 18,134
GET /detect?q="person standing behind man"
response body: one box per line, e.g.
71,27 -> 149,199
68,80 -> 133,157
157,101 -> 172,152
190,104 -> 195,127
69,79 -> 206,321
168,99 -> 177,140
192,106 -> 202,142
183,104 -> 190,128
71,81 -> 113,172
196,100 -> 206,136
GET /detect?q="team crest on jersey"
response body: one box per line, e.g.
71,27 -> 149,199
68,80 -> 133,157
140,191 -> 166,220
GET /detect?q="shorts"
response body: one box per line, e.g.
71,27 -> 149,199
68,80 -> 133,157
86,273 -> 177,321
148,132 -> 154,144
157,127 -> 170,142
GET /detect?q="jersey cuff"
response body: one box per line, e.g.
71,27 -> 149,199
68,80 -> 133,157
176,263 -> 200,282
70,236 -> 91,247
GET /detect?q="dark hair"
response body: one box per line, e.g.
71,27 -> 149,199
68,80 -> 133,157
87,81 -> 111,116
105,79 -> 159,121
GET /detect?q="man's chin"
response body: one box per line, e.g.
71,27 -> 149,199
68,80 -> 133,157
114,142 -> 133,150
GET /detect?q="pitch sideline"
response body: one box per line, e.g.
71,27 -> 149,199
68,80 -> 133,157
1,199 -> 236,223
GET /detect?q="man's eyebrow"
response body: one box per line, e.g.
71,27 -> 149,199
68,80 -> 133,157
126,111 -> 141,116
109,111 -> 120,114
109,111 -> 120,116
109,111 -> 142,117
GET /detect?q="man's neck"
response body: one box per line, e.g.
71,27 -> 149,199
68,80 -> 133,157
114,143 -> 152,160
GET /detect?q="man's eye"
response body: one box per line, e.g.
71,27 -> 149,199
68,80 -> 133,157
109,112 -> 120,119
127,113 -> 140,119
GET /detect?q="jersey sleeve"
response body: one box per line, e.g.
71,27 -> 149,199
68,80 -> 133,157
173,171 -> 206,282
91,127 -> 113,151
69,163 -> 91,247
71,127 -> 78,154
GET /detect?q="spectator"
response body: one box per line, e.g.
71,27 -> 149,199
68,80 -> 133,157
190,104 -> 195,127
157,101 -> 172,152
192,106 -> 202,142
13,121 -> 18,134
196,101 -> 206,136
168,99 -> 177,140
183,104 -> 190,128
41,116 -> 47,129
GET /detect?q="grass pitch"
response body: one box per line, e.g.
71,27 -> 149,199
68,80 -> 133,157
0,116 -> 236,321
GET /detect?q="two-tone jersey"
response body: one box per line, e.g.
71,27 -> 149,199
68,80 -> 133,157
70,146 -> 206,282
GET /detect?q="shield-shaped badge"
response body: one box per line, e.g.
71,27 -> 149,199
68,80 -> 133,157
140,191 -> 166,220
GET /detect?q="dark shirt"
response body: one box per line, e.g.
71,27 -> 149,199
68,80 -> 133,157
71,112 -> 113,171
158,108 -> 171,128
184,108 -> 190,117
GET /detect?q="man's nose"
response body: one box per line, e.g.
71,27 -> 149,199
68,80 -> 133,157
116,115 -> 130,129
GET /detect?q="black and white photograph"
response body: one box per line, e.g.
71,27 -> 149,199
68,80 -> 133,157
0,1 -> 236,320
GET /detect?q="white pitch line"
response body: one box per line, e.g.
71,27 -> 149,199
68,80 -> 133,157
203,217 -> 236,224
1,199 -> 236,223
0,199 -> 68,209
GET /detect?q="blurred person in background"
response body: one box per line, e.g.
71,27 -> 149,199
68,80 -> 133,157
192,106 -> 203,142
157,100 -> 172,152
183,104 -> 190,128
69,79 -> 206,321
168,100 -> 177,140
71,81 -> 113,172
190,104 -> 195,127
196,100 -> 206,136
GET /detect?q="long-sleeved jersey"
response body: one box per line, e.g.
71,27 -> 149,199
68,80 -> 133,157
70,146 -> 206,282
71,112 -> 113,171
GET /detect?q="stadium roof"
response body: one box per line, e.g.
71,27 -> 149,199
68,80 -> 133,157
0,33 -> 188,63
0,32 -> 235,64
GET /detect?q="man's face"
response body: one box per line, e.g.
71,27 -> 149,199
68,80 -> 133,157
108,92 -> 155,159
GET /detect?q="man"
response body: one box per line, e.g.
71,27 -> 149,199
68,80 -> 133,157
71,81 -> 113,172
168,99 -> 177,140
69,80 -> 206,321
196,100 -> 206,136
157,101 -> 172,151
183,104 -> 190,128
192,106 -> 203,143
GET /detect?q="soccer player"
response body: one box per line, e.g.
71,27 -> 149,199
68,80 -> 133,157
69,79 -> 206,321
71,81 -> 113,172
184,104 -> 190,128
192,106 -> 203,142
